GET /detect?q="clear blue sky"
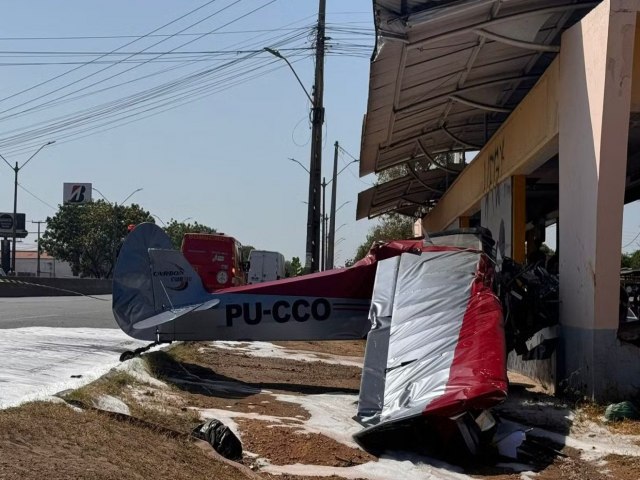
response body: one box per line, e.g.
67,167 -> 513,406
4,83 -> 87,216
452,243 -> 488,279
0,0 -> 377,265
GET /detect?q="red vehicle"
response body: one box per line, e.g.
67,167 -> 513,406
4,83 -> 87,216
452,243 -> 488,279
181,233 -> 245,291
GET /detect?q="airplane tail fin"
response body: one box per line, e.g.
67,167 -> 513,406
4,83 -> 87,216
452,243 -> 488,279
112,222 -> 209,340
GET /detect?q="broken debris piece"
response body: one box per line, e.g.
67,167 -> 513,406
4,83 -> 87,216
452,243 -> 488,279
192,419 -> 242,460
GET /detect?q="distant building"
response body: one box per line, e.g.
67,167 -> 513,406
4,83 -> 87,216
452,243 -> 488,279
15,251 -> 76,278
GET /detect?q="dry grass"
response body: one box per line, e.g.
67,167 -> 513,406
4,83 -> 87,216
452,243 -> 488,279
61,365 -> 202,434
64,370 -> 136,404
576,401 -> 640,436
0,401 -> 253,480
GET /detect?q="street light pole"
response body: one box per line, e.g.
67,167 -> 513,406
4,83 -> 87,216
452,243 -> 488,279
321,177 -> 327,271
327,141 -> 339,270
0,141 -> 55,274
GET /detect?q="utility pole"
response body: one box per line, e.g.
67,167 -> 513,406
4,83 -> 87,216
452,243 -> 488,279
31,220 -> 46,277
327,141 -> 339,269
305,0 -> 326,272
11,162 -> 17,274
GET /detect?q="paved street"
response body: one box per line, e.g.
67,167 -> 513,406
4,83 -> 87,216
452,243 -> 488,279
0,295 -> 117,329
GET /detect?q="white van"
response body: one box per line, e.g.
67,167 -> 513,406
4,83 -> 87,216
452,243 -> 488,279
247,250 -> 286,284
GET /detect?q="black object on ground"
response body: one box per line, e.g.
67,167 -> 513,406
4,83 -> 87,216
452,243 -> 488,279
192,419 -> 243,460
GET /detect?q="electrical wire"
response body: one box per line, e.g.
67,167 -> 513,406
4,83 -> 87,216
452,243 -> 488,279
0,27 -> 312,41
0,3 -> 302,132
623,230 -> 640,249
0,2 -> 302,151
0,0 -> 255,119
0,10 -> 373,154
18,183 -> 57,210
0,0 -> 221,107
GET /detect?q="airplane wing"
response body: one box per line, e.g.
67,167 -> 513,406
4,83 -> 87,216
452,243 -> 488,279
355,245 -> 507,445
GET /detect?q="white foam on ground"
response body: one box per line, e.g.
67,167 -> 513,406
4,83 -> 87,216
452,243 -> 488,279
0,327 -> 146,409
208,341 -> 363,367
262,452 -> 471,480
275,393 -> 362,448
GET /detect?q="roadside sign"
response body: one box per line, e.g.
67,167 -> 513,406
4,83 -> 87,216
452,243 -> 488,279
0,213 -> 27,238
63,183 -> 92,204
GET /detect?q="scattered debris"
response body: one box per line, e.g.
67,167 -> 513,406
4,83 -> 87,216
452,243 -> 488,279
192,419 -> 243,460
605,402 -> 640,422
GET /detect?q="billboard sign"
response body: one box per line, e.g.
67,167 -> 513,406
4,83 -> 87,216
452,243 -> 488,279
0,213 -> 27,238
63,183 -> 92,204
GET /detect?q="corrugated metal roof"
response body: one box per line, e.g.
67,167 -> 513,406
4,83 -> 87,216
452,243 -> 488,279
359,0 -> 598,218
357,163 -> 464,219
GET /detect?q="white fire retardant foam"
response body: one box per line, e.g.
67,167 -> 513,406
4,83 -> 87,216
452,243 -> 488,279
0,327 -> 146,409
209,341 -> 363,367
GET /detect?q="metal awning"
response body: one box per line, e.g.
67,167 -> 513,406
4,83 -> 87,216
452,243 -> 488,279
359,0 -> 598,218
357,164 -> 464,220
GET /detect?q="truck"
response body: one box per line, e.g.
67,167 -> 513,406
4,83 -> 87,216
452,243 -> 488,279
181,233 -> 245,291
247,250 -> 286,284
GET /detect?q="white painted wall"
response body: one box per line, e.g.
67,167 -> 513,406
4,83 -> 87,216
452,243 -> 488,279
481,177 -> 513,264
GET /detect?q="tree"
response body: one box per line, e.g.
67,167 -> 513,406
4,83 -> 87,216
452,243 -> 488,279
40,200 -> 153,278
622,250 -> 640,269
163,219 -> 216,249
285,256 -> 303,277
240,245 -> 254,262
353,214 -> 414,262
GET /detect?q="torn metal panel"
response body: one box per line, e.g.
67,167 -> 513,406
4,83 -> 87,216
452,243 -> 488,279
358,256 -> 401,418
356,244 -> 507,438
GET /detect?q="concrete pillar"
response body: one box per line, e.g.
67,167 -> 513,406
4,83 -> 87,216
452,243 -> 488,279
559,1 -> 639,400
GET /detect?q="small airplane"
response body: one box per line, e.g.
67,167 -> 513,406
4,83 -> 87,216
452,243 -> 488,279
112,222 -> 421,344
112,222 -> 507,455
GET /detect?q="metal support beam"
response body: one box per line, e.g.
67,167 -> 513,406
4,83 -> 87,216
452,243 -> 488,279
473,28 -> 560,52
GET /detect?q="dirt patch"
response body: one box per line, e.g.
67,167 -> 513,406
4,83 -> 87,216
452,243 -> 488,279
6,341 -> 640,479
162,343 -> 363,394
602,454 -> 640,478
272,340 -> 366,358
0,401 -> 254,480
237,418 -> 375,467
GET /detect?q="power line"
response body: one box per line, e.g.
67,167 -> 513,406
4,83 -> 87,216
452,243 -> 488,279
0,20 -> 310,152
0,0 -> 221,107
18,183 -> 57,211
0,27 -> 311,41
0,26 -> 311,129
0,0 -> 253,119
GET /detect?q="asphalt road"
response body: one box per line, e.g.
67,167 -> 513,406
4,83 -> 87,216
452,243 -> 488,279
0,295 -> 117,329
